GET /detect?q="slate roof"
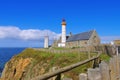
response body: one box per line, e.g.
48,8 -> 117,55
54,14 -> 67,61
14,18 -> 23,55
66,30 -> 94,42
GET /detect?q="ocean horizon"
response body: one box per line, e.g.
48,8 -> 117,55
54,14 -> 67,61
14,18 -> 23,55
0,47 -> 26,77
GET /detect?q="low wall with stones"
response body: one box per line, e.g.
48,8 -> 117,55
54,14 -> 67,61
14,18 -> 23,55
79,54 -> 120,80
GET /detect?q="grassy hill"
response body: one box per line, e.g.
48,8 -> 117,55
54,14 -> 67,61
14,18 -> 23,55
17,48 -> 110,79
1,48 -> 110,80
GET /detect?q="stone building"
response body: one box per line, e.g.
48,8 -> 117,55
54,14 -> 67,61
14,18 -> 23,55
114,40 -> 120,46
113,40 -> 120,54
52,20 -> 100,48
66,30 -> 100,48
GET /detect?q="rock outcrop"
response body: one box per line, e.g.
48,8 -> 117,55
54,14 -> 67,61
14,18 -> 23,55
0,49 -> 51,80
1,57 -> 31,80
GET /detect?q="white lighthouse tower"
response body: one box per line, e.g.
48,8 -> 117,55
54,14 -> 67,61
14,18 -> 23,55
44,36 -> 49,48
59,19 -> 66,47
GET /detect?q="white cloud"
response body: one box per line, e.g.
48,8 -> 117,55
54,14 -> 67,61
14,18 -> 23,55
0,26 -> 60,40
0,26 -> 20,38
101,36 -> 120,43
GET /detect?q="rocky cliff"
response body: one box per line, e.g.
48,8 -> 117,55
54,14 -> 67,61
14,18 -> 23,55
0,48 -> 108,80
1,58 -> 31,80
0,48 -> 52,80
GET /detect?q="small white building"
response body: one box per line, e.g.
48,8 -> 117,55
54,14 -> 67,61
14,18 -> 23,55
44,36 -> 49,48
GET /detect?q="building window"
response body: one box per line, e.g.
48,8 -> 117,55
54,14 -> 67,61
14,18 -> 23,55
93,36 -> 96,43
94,36 -> 96,38
78,41 -> 80,46
85,42 -> 87,44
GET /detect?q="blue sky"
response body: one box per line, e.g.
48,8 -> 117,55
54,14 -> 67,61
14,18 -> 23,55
0,0 -> 120,47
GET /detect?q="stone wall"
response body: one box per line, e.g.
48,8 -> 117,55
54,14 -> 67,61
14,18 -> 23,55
79,54 -> 120,80
66,40 -> 89,48
88,30 -> 100,46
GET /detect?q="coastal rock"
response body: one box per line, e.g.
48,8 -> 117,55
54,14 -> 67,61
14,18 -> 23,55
1,57 -> 31,80
0,49 -> 51,80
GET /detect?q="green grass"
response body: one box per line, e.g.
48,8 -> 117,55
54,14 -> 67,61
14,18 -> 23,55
15,48 -> 111,79
100,53 -> 111,62
52,47 -> 70,50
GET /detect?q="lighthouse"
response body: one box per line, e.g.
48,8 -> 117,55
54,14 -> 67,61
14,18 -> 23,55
61,19 -> 66,47
44,36 -> 49,48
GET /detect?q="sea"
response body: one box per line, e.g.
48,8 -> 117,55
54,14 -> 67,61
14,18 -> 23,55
0,48 -> 25,77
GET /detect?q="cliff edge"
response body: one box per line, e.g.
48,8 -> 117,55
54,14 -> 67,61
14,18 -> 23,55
0,48 -> 109,80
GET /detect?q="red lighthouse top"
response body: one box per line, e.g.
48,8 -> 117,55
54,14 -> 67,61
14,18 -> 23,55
61,19 -> 66,25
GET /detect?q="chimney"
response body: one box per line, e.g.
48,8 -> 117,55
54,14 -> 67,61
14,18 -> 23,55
69,32 -> 72,37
